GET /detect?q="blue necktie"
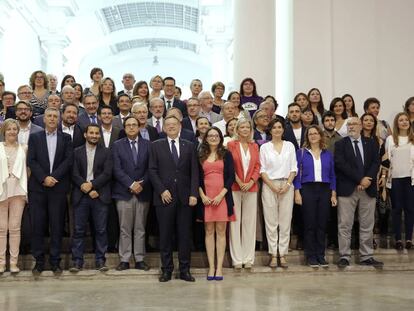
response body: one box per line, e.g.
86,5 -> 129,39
90,115 -> 97,124
353,140 -> 364,176
171,140 -> 179,166
131,141 -> 138,166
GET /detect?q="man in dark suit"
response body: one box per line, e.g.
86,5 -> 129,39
147,97 -> 165,133
130,102 -> 159,141
282,103 -> 306,249
149,115 -> 199,282
181,97 -> 201,134
33,94 -> 62,128
112,94 -> 132,129
335,117 -> 383,268
162,77 -> 187,117
252,109 -> 271,144
27,107 -> 73,275
77,94 -> 101,131
70,124 -> 113,272
98,105 -> 121,148
112,116 -> 152,271
283,103 -> 306,150
60,103 -> 85,148
159,107 -> 197,144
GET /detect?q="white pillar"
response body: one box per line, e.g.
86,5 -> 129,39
275,0 -> 294,115
40,35 -> 70,77
233,0 -> 276,97
207,36 -> 232,84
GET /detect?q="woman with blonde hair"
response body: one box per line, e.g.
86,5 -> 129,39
149,75 -> 163,100
227,118 -> 260,269
0,119 -> 27,274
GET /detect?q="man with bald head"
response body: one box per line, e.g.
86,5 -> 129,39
334,117 -> 382,268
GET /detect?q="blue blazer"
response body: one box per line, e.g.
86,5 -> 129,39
334,136 -> 380,197
294,148 -> 336,190
27,130 -> 73,193
149,138 -> 199,206
72,144 -> 113,205
159,128 -> 197,144
112,137 -> 151,202
182,117 -> 196,133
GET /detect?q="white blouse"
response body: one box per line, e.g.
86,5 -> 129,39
386,135 -> 412,179
335,119 -> 349,137
240,143 -> 251,180
310,151 -> 322,182
260,141 -> 297,179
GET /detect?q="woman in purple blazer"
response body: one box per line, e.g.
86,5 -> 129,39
294,125 -> 337,268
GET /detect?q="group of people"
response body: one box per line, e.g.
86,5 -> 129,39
0,69 -> 413,282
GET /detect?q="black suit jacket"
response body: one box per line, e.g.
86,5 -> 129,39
99,126 -> 121,148
182,117 -> 196,134
77,113 -> 101,131
118,125 -> 159,142
27,130 -> 73,193
159,128 -> 196,144
283,122 -> 306,150
58,123 -> 85,148
72,144 -> 113,205
334,136 -> 380,197
162,97 -> 187,117
149,138 -> 199,206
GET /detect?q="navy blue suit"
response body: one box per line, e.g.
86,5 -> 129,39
112,137 -> 151,202
71,144 -> 113,265
162,97 -> 187,118
27,130 -> 73,266
159,128 -> 197,144
149,138 -> 199,273
182,117 -> 196,134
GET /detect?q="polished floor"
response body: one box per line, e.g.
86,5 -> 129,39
1,271 -> 413,311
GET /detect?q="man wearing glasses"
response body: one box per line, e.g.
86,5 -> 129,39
118,73 -> 135,97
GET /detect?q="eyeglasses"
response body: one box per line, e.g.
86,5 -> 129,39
35,76 -> 44,79
18,92 -> 32,95
347,122 -> 360,127
125,123 -> 139,128
207,134 -> 220,139
16,108 -> 31,112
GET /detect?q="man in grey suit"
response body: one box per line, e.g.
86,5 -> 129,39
98,105 -> 121,148
198,91 -> 223,124
112,94 -> 132,129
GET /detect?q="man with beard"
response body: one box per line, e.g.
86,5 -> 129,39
98,105 -> 120,148
60,103 -> 85,148
283,103 -> 307,250
322,111 -> 342,156
70,124 -> 113,272
0,101 -> 42,144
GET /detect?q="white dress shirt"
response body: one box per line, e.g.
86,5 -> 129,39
259,141 -> 297,179
18,122 -> 31,145
167,136 -> 180,158
62,124 -> 75,140
102,126 -> 112,148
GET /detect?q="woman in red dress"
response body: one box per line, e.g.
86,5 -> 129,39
198,127 -> 235,280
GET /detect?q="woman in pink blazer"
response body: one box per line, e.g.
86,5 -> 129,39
227,118 -> 261,269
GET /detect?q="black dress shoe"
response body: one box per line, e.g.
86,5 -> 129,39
135,261 -> 150,271
406,240 -> 412,250
51,264 -> 63,275
337,258 -> 350,268
395,240 -> 404,251
96,262 -> 109,272
179,271 -> 195,282
32,263 -> 44,276
69,262 -> 82,273
116,262 -> 130,271
159,271 -> 172,282
359,258 -> 384,267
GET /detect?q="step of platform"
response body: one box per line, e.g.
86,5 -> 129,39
5,248 -> 414,272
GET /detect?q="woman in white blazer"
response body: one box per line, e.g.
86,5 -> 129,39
0,119 -> 28,274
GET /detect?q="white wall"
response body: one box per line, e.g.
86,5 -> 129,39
293,0 -> 414,123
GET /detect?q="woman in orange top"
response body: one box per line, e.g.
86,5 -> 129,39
227,118 -> 261,269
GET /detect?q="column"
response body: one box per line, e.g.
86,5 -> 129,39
207,36 -> 232,83
233,0 -> 275,97
40,35 -> 70,76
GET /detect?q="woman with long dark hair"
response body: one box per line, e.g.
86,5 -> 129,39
308,88 -> 326,125
240,78 -> 263,118
342,94 -> 358,118
329,97 -> 348,137
99,77 -> 118,115
198,127 -> 235,280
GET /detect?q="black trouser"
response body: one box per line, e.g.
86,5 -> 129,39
390,177 -> 414,241
301,183 -> 331,261
107,200 -> 120,251
327,206 -> 338,246
29,190 -> 67,266
156,199 -> 192,273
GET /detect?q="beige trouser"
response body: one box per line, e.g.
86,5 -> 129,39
262,180 -> 294,256
0,197 -> 25,265
230,191 -> 257,266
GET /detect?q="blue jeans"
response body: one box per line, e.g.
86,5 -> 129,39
72,196 -> 108,265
